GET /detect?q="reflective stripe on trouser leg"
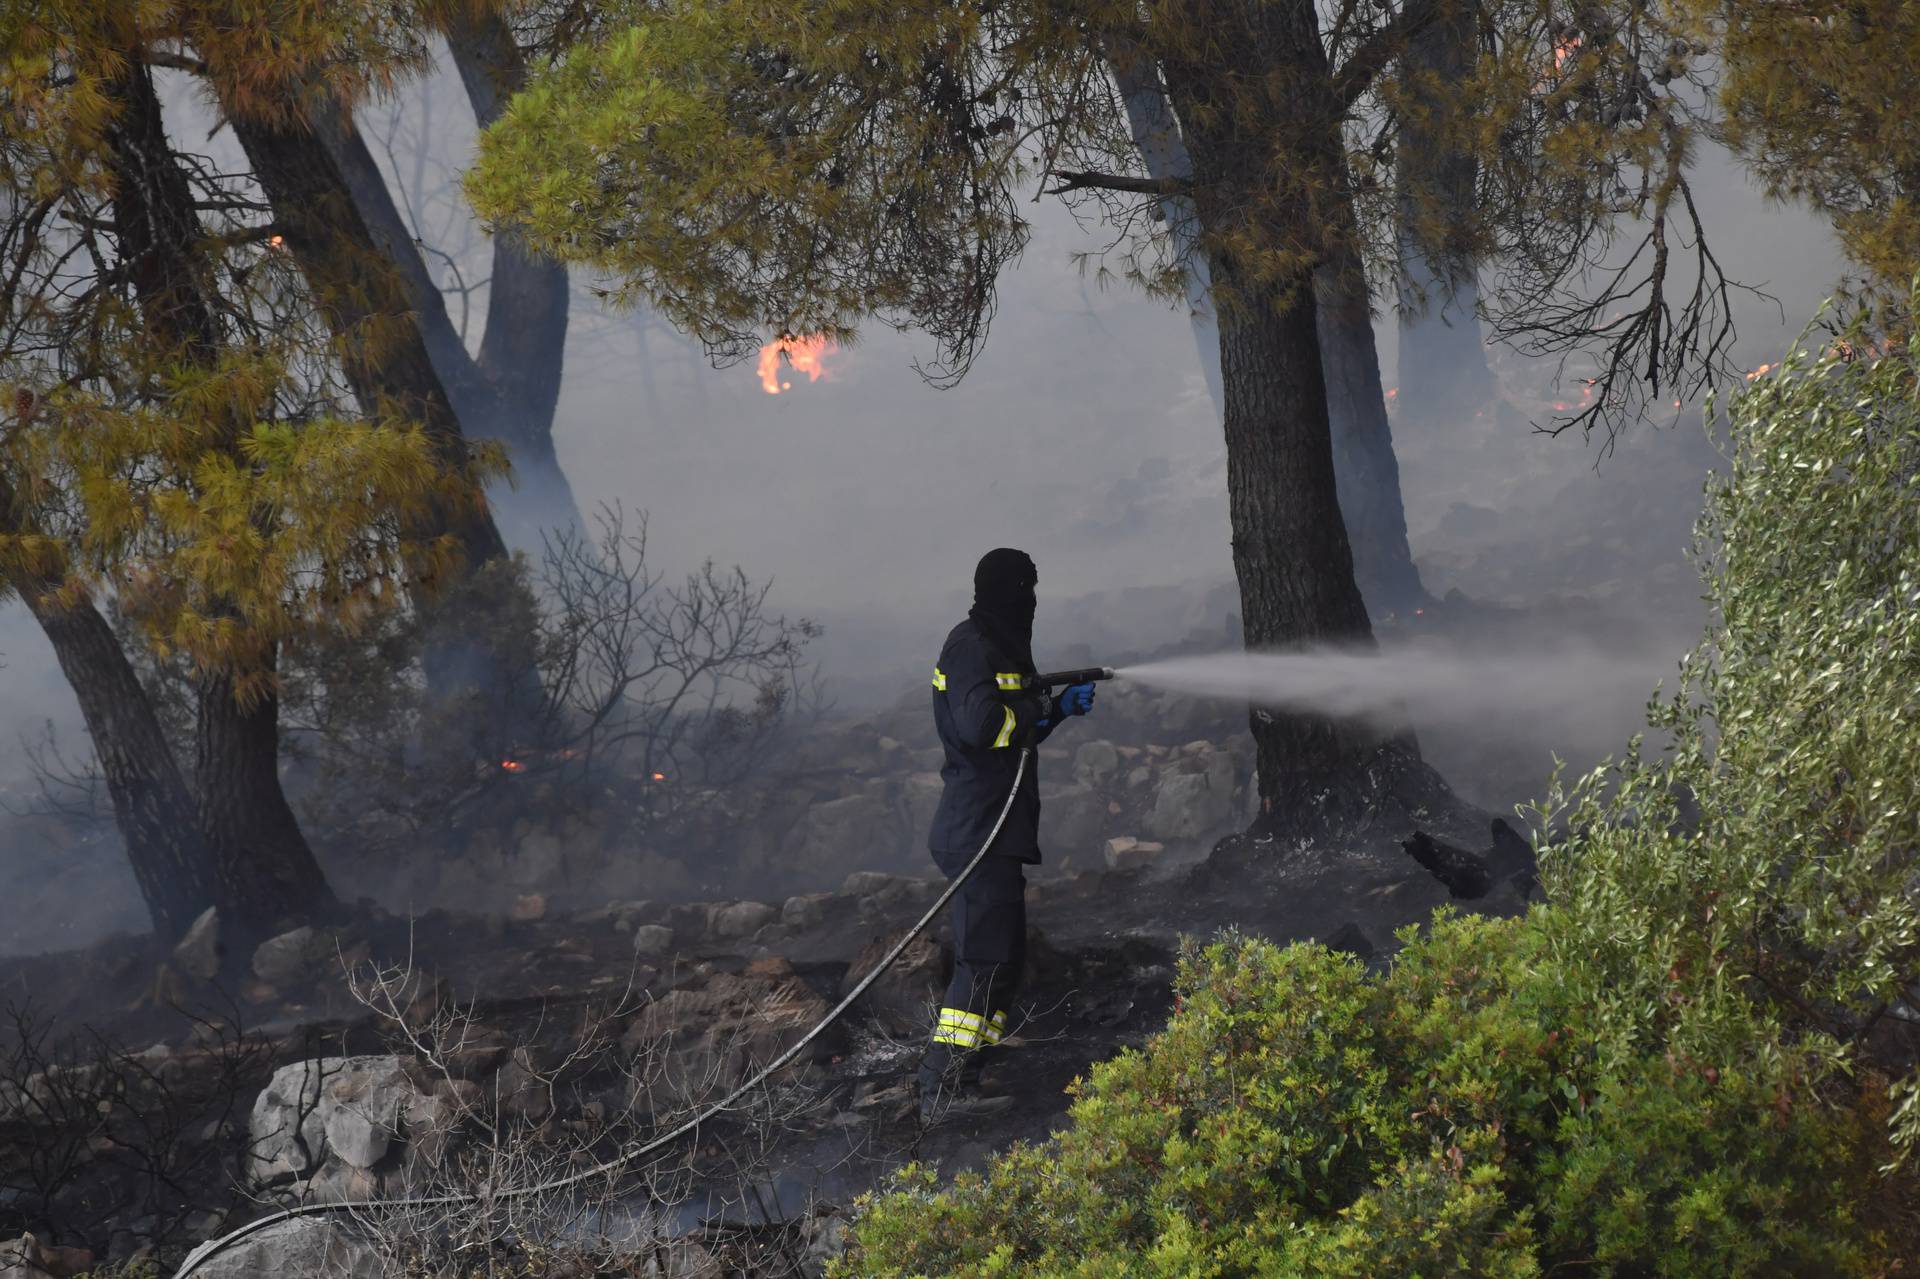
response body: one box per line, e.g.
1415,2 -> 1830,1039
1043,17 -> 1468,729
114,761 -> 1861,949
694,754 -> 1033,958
933,1007 -> 988,1048
933,853 -> 1025,1048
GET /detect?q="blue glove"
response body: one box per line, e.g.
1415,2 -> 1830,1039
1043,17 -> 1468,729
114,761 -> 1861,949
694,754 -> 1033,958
1056,682 -> 1097,717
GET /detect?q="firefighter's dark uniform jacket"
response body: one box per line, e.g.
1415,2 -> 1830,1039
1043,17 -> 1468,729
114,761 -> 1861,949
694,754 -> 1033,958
928,618 -> 1056,865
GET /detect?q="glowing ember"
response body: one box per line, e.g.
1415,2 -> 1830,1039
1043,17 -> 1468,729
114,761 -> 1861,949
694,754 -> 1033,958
1553,34 -> 1582,71
757,334 -> 836,394
501,759 -> 525,773
1745,362 -> 1775,381
652,771 -> 667,781
1384,387 -> 1398,399
267,234 -> 284,248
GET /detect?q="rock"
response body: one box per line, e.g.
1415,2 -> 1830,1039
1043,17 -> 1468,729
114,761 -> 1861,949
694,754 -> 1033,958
1126,764 -> 1153,789
1072,739 -> 1121,787
796,1211 -> 850,1278
508,892 -> 548,922
171,906 -> 222,981
250,926 -> 337,987
840,870 -> 911,897
631,925 -> 675,958
781,892 -> 834,930
180,1217 -> 379,1279
710,900 -> 777,938
841,927 -> 948,1035
0,1233 -> 93,1279
1039,783 -> 1109,856
622,959 -> 835,1112
789,793 -> 903,885
249,1055 -> 424,1190
511,828 -> 566,887
1324,922 -> 1374,961
641,1239 -> 722,1279
1102,836 -> 1166,872
1144,768 -> 1237,842
493,1046 -> 552,1124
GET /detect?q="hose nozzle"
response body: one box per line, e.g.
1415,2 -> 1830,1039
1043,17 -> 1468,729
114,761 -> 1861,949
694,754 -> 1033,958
1031,665 -> 1117,691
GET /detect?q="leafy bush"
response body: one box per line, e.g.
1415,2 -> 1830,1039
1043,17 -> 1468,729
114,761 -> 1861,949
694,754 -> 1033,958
838,315 -> 1920,1275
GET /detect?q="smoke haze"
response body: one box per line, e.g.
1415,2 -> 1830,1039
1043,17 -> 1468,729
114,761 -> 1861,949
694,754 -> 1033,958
0,50 -> 1848,951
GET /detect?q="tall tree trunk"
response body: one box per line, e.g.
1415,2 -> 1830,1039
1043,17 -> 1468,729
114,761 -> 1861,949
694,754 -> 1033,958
215,96 -> 509,575
215,72 -> 545,734
193,661 -> 334,933
444,7 -> 577,550
1318,242 -> 1428,616
305,13 -> 579,551
71,58 -> 338,939
0,481 -> 217,941
1395,0 -> 1493,418
1159,0 -> 1446,834
1110,41 -> 1426,617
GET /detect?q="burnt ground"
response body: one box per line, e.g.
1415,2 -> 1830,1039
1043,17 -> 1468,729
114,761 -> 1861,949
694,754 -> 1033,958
0,794 -> 1514,1262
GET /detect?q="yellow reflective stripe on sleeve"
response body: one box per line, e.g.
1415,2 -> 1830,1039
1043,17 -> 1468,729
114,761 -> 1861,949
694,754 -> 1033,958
932,668 -> 947,691
994,672 -> 1026,690
983,1010 -> 1008,1045
992,703 -> 1017,748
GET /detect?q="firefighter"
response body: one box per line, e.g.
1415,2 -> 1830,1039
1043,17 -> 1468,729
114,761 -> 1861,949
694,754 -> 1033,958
916,548 -> 1097,1121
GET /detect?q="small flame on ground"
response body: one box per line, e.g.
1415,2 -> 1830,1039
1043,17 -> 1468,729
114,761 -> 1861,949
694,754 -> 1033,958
757,334 -> 836,394
501,759 -> 525,773
651,771 -> 667,781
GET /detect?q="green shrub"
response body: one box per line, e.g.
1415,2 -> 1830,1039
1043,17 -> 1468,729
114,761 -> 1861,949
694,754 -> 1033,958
838,314 -> 1919,1275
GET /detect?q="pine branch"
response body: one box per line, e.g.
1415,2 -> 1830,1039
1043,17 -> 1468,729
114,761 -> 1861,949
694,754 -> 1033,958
1044,169 -> 1191,197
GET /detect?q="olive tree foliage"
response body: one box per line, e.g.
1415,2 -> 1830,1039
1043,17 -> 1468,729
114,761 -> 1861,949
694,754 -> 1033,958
1527,305 -> 1920,1161
466,0 -> 1745,430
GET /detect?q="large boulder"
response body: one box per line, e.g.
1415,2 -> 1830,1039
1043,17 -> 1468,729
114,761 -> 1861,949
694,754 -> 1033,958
249,1056 -> 437,1198
250,927 -> 339,987
171,906 -> 222,981
709,900 -> 777,939
0,1234 -> 92,1279
1072,739 -> 1121,787
179,1218 -> 380,1279
1039,783 -> 1109,859
787,792 -> 904,885
621,958 -> 835,1112
1143,759 -> 1238,842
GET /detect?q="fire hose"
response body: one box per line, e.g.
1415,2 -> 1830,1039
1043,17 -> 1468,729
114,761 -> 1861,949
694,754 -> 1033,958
172,746 -> 1036,1279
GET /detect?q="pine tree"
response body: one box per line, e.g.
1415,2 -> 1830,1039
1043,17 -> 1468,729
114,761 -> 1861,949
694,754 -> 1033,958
468,0 -> 1743,834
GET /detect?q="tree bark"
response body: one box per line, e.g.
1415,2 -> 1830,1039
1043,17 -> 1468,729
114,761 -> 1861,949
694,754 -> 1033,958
104,57 -> 340,935
1158,0 -> 1443,834
1110,41 -> 1426,618
215,93 -> 510,576
193,665 -> 335,933
444,8 -> 577,549
1394,0 -> 1493,417
1317,241 -> 1428,616
306,11 -> 579,551
0,482 -> 217,941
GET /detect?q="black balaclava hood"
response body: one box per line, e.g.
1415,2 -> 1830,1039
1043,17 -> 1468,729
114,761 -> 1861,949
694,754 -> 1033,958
970,547 -> 1038,671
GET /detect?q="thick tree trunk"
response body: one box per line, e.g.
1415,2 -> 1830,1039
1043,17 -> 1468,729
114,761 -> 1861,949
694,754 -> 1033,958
306,20 -> 579,551
1,486 -> 216,941
1110,43 -> 1426,617
1395,0 -> 1493,418
444,8 -> 578,550
1317,242 -> 1428,616
217,97 -> 510,575
1158,0 -> 1446,835
194,662 -> 336,935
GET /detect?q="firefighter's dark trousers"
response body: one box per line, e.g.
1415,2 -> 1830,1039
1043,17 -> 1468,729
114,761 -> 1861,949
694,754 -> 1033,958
918,851 -> 1025,1091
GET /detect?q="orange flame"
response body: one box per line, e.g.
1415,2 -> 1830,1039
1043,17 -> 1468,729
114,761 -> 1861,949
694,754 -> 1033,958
1745,362 -> 1775,381
757,334 -> 836,394
501,759 -> 525,773
651,771 -> 667,781
1554,34 -> 1582,71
